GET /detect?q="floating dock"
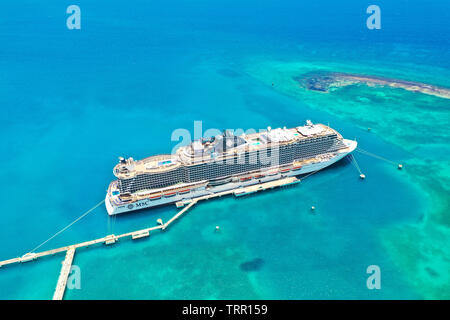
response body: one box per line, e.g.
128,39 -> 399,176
0,176 -> 300,298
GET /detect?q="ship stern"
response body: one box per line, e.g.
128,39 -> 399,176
105,193 -> 116,215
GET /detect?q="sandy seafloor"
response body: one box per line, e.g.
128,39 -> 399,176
0,1 -> 448,299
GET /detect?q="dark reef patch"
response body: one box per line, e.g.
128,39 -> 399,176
425,267 -> 439,278
293,71 -> 450,99
240,258 -> 264,272
293,71 -> 335,92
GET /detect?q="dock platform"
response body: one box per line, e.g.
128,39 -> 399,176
131,230 -> 150,240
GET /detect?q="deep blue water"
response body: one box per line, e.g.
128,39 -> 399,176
0,1 -> 448,299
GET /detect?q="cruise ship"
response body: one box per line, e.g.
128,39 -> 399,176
105,121 -> 357,215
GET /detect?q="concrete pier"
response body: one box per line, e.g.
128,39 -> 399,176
53,247 -> 75,300
163,200 -> 197,230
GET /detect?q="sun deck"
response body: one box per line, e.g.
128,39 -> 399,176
176,123 -> 338,164
113,154 -> 180,179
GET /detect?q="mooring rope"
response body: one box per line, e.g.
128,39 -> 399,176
348,154 -> 363,175
301,169 -> 321,180
300,164 -> 329,181
111,208 -> 117,235
26,199 -> 105,254
356,147 -> 397,165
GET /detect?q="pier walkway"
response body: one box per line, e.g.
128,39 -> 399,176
53,247 -> 75,300
163,200 -> 197,229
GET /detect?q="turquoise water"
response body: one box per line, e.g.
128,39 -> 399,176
0,1 -> 448,299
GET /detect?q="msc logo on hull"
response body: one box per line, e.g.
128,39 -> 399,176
126,201 -> 151,211
135,201 -> 150,208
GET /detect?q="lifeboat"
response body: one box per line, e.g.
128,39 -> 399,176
267,170 -> 278,176
148,193 -> 162,200
119,193 -> 132,202
293,165 -> 302,170
253,173 -> 265,179
209,177 -> 232,186
163,191 -> 177,197
178,189 -> 190,194
240,176 -> 252,182
280,167 -> 291,173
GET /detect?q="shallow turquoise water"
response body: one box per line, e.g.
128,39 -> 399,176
0,0 -> 448,299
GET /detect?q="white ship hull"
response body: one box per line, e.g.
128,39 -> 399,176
105,139 -> 357,215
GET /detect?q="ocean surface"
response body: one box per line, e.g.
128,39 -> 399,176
0,0 -> 448,299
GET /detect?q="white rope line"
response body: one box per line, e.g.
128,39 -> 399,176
111,208 -> 117,234
349,154 -> 363,174
300,165 -> 328,181
301,169 -> 320,180
356,147 -> 397,165
26,199 -> 105,254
